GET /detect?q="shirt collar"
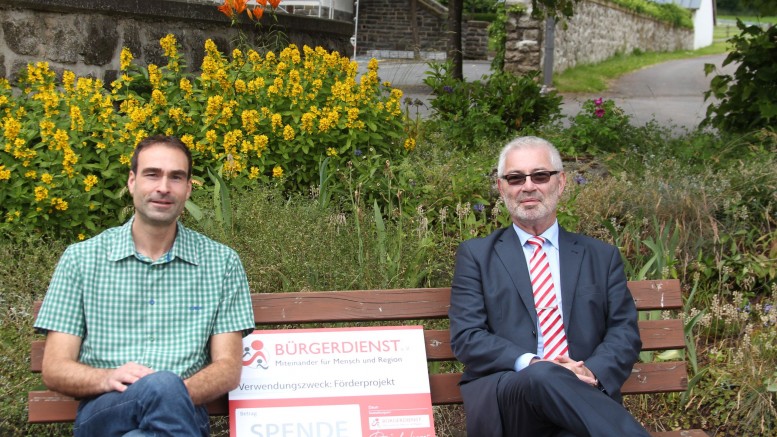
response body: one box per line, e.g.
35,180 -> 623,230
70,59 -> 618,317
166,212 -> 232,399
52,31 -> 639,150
107,216 -> 199,265
512,221 -> 560,251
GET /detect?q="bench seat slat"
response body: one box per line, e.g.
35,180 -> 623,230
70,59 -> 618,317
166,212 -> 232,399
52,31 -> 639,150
252,288 -> 452,324
31,320 -> 685,371
28,391 -> 230,423
623,361 -> 688,394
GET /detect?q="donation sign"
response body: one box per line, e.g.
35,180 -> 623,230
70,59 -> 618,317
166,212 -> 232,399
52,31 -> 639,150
229,326 -> 435,437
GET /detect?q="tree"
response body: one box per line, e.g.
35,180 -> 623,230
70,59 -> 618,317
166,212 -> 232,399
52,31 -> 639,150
447,0 -> 464,79
410,0 -> 421,60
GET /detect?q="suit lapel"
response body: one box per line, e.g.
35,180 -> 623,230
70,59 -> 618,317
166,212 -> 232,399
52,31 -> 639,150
494,227 -> 537,326
558,227 -> 584,326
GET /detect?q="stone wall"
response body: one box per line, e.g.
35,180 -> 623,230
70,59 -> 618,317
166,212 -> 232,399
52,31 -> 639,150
504,0 -> 694,75
357,0 -> 489,60
0,0 -> 352,84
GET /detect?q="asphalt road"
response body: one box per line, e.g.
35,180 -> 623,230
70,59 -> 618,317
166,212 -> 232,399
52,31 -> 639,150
359,53 -> 736,133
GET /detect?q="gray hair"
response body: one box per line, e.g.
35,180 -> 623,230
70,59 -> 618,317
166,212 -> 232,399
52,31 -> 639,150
496,136 -> 564,177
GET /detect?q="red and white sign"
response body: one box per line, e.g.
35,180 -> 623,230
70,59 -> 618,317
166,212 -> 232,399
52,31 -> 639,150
229,326 -> 435,437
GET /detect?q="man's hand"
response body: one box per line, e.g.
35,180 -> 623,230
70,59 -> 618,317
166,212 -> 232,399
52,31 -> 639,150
529,356 -> 598,386
104,362 -> 155,393
552,356 -> 598,386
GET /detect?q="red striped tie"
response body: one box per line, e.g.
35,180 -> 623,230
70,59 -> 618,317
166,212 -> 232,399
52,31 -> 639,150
527,236 -> 568,359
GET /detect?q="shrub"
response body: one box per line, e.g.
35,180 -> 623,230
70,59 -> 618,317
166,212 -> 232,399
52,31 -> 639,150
0,35 -> 408,240
423,61 -> 562,147
702,21 -> 777,135
552,97 -> 634,156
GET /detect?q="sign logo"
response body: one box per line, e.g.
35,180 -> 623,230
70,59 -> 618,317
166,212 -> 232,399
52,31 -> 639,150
242,339 -> 269,369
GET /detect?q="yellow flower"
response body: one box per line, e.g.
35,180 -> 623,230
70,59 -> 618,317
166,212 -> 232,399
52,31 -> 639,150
24,170 -> 37,179
179,78 -> 193,96
83,174 -> 98,192
3,117 -> 21,140
151,89 -> 167,106
272,165 -> 283,178
70,105 -> 84,131
0,165 -> 11,181
148,64 -> 161,88
404,138 -> 417,152
248,166 -> 260,180
160,34 -> 178,67
283,124 -> 295,141
301,112 -> 315,133
253,135 -> 268,155
241,109 -> 260,132
234,79 -> 246,93
326,147 -> 337,157
181,134 -> 195,150
271,113 -> 283,132
78,233 -> 86,241
62,71 -> 76,92
51,197 -> 68,211
120,47 -> 134,70
34,186 -> 49,202
41,173 -> 53,184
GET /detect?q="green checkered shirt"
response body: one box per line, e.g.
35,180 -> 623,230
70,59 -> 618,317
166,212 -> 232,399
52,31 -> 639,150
34,217 -> 255,379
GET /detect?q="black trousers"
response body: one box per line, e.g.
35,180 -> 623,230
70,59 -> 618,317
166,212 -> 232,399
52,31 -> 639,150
461,362 -> 650,436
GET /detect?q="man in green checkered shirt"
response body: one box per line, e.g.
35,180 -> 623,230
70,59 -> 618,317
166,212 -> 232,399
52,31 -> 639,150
34,135 -> 255,436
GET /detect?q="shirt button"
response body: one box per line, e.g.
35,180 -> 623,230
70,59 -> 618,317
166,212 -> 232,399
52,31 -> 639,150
149,299 -> 155,305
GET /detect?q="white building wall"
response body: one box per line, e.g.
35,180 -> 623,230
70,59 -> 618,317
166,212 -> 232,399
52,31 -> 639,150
693,0 -> 714,48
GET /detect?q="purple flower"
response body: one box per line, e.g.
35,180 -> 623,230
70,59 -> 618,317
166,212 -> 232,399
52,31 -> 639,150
473,203 -> 485,213
594,97 -> 603,106
574,174 -> 587,185
594,108 -> 605,118
443,85 -> 454,93
354,149 -> 363,157
765,304 -> 773,312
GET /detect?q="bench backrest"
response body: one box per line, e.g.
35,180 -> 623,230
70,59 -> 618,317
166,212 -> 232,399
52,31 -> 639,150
29,279 -> 687,422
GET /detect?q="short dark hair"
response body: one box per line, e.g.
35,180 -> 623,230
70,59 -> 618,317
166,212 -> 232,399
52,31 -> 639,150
130,135 -> 192,178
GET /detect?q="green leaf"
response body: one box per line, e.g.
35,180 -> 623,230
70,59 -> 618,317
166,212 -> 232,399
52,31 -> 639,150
185,199 -> 204,221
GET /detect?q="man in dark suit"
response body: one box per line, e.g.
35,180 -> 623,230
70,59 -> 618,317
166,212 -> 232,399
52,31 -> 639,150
449,136 -> 650,436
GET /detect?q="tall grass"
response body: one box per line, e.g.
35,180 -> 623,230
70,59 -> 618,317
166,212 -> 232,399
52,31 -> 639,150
2,126 -> 775,435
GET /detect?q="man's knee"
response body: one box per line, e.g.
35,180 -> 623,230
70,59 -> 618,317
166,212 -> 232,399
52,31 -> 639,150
500,362 -> 573,400
131,371 -> 189,401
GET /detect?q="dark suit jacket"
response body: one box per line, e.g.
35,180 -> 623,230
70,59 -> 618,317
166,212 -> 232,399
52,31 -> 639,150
449,226 -> 641,433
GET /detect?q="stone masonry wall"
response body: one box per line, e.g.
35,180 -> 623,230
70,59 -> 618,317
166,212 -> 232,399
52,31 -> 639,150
0,0 -> 352,85
357,0 -> 489,60
504,0 -> 693,75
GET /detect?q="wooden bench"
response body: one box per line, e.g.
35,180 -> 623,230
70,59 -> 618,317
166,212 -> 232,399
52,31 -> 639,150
29,279 -> 707,436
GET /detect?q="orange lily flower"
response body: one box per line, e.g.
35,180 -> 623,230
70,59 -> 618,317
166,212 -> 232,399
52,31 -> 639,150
217,0 -> 234,18
251,7 -> 264,20
256,0 -> 268,6
233,0 -> 248,14
268,0 -> 282,8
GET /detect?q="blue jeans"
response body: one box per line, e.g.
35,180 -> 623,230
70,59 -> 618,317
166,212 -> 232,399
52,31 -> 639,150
73,371 -> 210,437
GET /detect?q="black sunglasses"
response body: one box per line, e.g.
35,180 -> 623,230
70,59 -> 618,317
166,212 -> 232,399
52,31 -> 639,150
500,171 -> 560,186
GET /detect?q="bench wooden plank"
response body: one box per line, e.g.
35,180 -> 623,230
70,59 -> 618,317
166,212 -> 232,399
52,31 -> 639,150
28,391 -> 230,422
30,320 -> 685,372
630,279 -> 683,310
251,287 -> 452,323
